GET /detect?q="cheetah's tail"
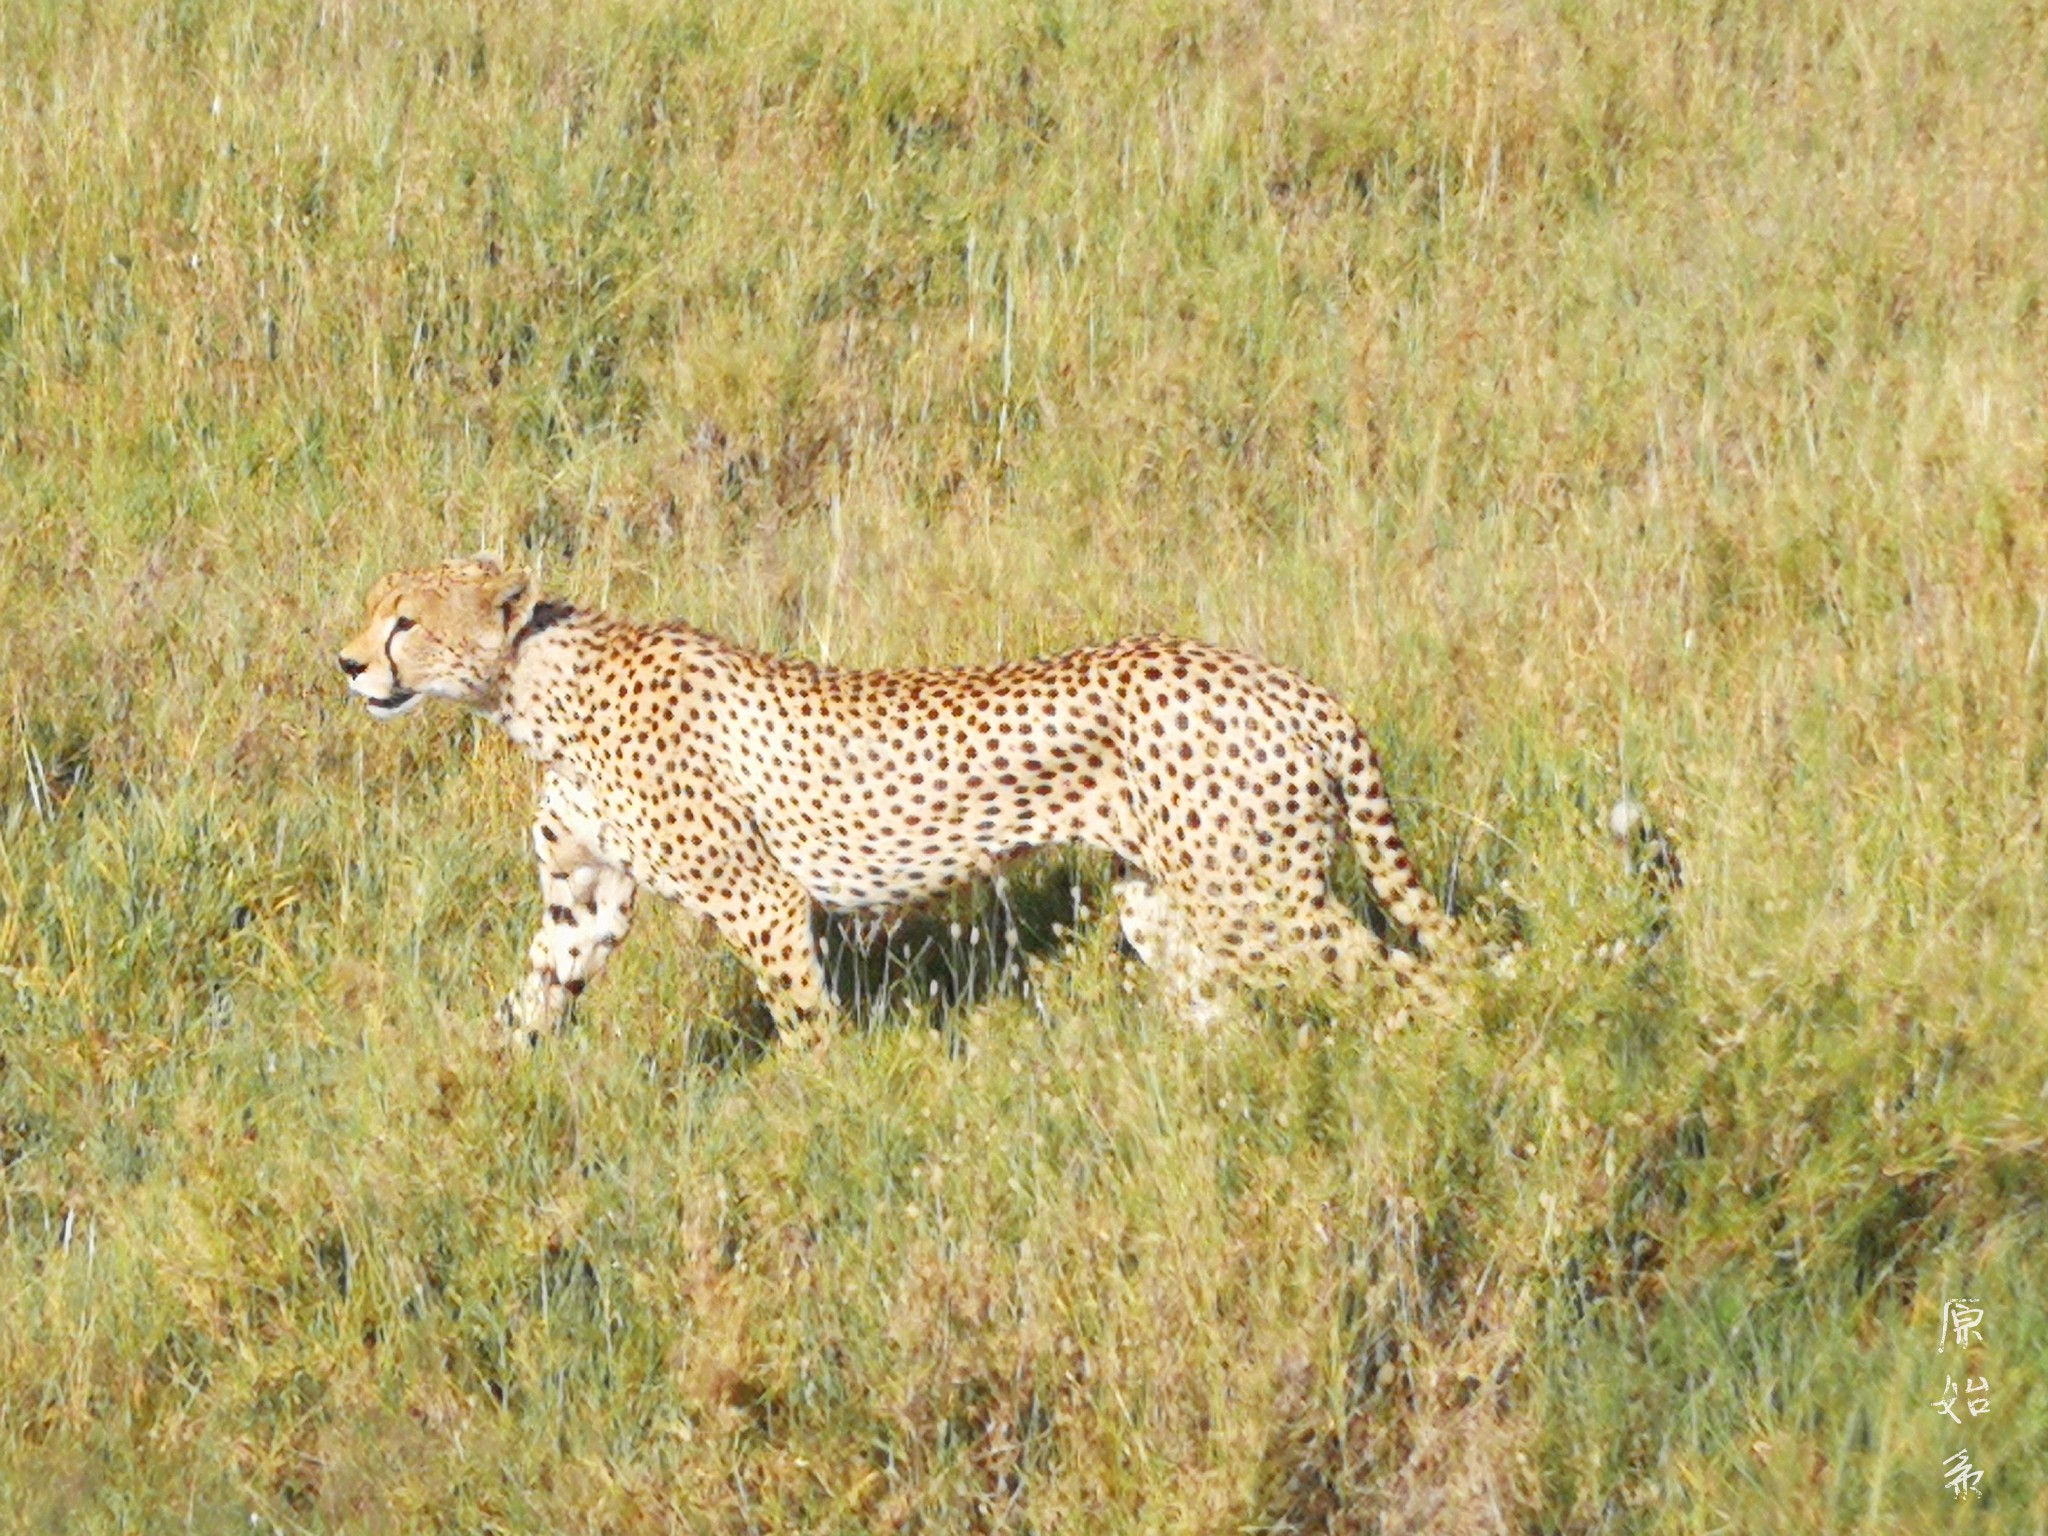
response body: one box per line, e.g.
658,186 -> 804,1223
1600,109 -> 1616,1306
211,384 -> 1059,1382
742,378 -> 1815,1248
1326,717 -> 1463,964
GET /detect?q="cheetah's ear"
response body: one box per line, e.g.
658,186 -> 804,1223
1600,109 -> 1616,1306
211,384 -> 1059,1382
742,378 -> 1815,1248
485,570 -> 533,633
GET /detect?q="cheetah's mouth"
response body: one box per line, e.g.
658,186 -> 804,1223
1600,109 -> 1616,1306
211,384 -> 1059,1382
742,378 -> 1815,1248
364,688 -> 421,720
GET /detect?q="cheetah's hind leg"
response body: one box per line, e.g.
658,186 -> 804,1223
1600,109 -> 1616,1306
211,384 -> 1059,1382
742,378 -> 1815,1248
1113,875 -> 1234,1029
1277,903 -> 1450,1037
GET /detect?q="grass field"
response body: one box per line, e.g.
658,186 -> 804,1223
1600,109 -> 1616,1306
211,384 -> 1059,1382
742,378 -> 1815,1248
3,0 -> 2047,1528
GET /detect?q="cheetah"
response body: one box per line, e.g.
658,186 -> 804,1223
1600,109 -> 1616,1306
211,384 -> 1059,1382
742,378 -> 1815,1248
338,558 -> 1461,1043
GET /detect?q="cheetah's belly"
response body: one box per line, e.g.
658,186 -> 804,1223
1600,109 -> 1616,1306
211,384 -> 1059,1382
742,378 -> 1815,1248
742,729 -> 1120,913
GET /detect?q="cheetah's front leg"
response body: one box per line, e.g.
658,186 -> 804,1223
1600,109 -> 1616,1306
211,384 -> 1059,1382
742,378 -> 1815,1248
706,872 -> 835,1044
495,803 -> 638,1047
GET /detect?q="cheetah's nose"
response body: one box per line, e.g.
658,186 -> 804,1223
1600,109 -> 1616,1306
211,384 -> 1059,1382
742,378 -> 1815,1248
338,654 -> 367,678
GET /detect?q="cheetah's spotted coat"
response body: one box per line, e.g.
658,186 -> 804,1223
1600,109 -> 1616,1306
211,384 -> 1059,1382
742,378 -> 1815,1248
338,559 -> 1459,1041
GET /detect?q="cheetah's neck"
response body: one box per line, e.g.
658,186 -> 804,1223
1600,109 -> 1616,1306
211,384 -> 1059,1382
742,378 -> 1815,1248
493,611 -> 610,763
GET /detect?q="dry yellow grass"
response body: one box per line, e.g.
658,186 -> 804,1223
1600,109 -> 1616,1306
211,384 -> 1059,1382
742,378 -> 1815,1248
1,0 -> 2045,1529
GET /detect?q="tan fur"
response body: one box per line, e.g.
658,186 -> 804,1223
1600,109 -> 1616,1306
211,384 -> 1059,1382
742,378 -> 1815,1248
339,558 -> 1460,1042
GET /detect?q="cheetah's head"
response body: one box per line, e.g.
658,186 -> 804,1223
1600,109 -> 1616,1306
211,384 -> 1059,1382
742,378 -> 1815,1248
338,557 -> 535,720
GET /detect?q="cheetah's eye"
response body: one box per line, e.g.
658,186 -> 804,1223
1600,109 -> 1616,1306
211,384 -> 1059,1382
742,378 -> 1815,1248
390,616 -> 416,636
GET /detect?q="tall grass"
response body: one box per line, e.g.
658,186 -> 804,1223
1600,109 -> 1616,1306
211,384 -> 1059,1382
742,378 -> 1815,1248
2,0 -> 2045,1528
